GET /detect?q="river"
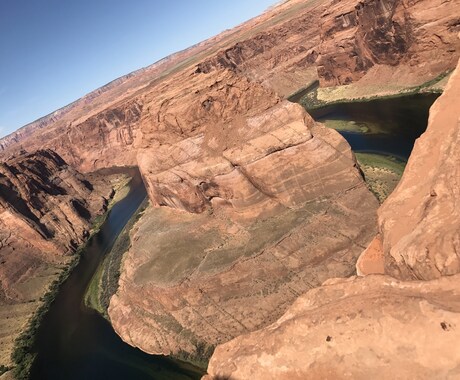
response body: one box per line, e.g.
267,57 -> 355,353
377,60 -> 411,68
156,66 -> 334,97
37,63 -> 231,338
30,168 -> 203,380
306,93 -> 440,160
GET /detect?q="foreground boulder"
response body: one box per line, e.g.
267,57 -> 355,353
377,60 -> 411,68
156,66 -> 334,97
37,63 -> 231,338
204,274 -> 460,380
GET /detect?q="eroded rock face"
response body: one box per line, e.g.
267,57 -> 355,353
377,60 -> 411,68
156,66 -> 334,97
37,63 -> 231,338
0,0 -> 324,172
318,0 -> 460,86
378,61 -> 460,280
0,100 -> 143,173
92,14 -> 381,357
106,0 -> 455,362
0,0 -> 457,372
0,149 -> 115,365
0,0 -> 458,173
109,94 -> 379,356
0,149 -> 108,301
204,274 -> 460,380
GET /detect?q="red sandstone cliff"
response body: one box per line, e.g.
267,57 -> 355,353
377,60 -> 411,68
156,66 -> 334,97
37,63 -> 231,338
317,0 -> 460,86
378,60 -> 460,280
0,149 -> 116,365
1,0 -> 458,172
0,0 -> 458,373
109,96 -> 378,356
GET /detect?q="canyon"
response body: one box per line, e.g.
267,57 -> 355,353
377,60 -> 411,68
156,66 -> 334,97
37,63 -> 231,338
0,0 -> 459,378
0,150 -> 124,368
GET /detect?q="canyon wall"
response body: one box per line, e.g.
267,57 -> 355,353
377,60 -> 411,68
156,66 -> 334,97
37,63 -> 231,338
109,96 -> 379,357
106,2 -> 458,360
0,0 -> 325,172
0,149 -> 114,366
0,0 -> 458,373
102,13 -> 381,353
2,0 -> 458,174
103,5 -> 383,354
317,0 -> 460,86
378,60 -> 460,280
203,59 -> 460,380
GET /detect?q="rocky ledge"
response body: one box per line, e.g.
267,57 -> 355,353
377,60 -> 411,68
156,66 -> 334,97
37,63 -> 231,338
204,274 -> 460,380
379,60 -> 460,280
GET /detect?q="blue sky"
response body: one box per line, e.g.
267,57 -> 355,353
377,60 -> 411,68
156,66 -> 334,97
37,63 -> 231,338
0,0 -> 277,137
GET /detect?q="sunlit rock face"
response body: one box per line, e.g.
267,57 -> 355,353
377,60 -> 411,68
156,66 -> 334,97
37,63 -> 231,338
204,274 -> 460,380
378,61 -> 460,280
0,0 -> 458,170
317,0 -> 460,86
109,71 -> 379,356
0,0 -> 457,371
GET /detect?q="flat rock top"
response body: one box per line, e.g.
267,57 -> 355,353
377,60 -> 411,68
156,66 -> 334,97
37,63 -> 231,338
205,274 -> 460,380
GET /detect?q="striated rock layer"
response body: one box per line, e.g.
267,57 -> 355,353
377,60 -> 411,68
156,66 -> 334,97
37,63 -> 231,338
109,96 -> 379,356
0,0 -> 457,372
318,0 -> 460,86
97,0 -> 457,364
0,149 -> 115,365
0,0 -> 325,172
1,0 -> 458,172
203,59 -> 460,380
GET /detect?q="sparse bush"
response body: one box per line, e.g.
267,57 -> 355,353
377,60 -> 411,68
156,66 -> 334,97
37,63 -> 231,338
175,340 -> 215,369
85,198 -> 148,318
0,364 -> 10,376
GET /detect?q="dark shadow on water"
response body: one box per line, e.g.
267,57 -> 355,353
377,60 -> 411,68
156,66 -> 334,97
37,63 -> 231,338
308,93 -> 440,160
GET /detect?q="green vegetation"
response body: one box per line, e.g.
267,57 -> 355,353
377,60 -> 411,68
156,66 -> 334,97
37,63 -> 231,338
356,153 -> 406,174
176,340 -> 216,369
11,253 -> 81,379
10,179 -> 132,379
84,198 -> 149,318
286,79 -> 319,103
355,153 -> 406,203
406,70 -> 453,93
322,119 -> 371,133
0,365 -> 10,376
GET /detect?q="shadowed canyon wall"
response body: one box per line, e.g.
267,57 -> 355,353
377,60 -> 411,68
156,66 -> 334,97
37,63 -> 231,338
0,150 -> 115,365
318,0 -> 460,86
